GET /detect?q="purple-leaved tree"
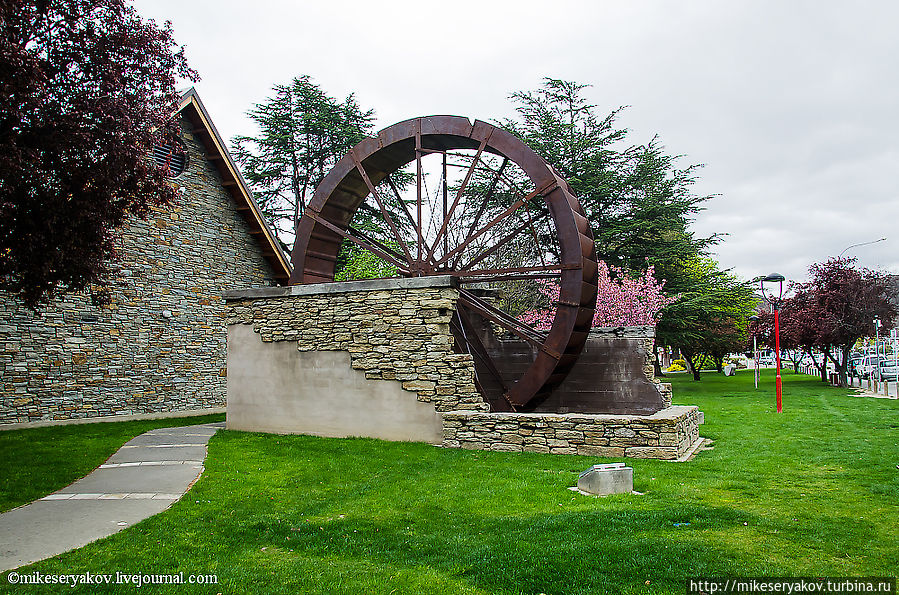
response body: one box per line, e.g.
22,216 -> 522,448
0,0 -> 197,307
754,258 -> 895,387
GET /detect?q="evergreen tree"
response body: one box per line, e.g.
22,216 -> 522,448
501,78 -> 757,374
500,78 -> 717,278
655,257 -> 757,380
232,75 -> 374,249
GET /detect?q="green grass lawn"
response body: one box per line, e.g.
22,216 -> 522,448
2,371 -> 897,594
0,413 -> 224,513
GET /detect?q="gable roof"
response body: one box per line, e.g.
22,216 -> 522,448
175,88 -> 291,284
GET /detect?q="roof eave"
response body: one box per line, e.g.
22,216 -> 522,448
174,88 -> 292,284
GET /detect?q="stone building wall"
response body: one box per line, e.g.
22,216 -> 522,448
0,117 -> 277,424
224,278 -> 488,414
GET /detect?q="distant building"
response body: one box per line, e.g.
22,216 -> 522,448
0,89 -> 290,425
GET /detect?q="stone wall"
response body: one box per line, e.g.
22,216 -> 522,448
0,117 -> 277,424
442,406 -> 701,460
224,281 -> 702,459
224,278 -> 488,415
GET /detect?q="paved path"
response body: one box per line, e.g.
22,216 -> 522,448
0,422 -> 223,571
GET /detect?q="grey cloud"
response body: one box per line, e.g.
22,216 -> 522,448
131,0 -> 899,283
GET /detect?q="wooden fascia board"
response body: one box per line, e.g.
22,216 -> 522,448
175,92 -> 292,282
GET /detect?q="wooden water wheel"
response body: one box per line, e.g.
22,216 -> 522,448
290,116 -> 598,411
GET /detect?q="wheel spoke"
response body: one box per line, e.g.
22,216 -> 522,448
306,211 -> 410,274
347,225 -> 407,262
461,208 -> 550,271
457,272 -> 562,282
523,202 -> 548,268
434,181 -> 556,268
386,173 -> 443,267
350,149 -> 414,266
422,161 -> 441,255
442,150 -> 448,257
454,264 -> 568,283
445,155 -> 527,197
452,308 -> 510,394
458,288 -> 547,348
415,127 -> 423,266
385,174 -> 418,234
453,157 -> 508,269
426,138 -> 488,263
455,264 -> 570,276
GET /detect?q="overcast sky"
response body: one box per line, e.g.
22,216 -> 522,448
132,0 -> 899,283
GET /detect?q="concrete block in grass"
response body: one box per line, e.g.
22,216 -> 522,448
577,462 -> 633,495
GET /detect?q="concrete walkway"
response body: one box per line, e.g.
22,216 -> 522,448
0,422 -> 223,571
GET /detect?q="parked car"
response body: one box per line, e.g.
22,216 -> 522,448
879,359 -> 899,381
757,356 -> 775,367
857,355 -> 881,379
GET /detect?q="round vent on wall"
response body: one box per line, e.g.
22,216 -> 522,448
152,137 -> 188,178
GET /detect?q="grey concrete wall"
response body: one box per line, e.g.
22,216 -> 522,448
535,328 -> 672,414
226,324 -> 443,443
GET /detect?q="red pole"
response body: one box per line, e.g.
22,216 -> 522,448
774,307 -> 783,412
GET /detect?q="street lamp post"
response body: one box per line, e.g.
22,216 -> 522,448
838,237 -> 886,258
761,273 -> 786,413
874,315 -> 882,389
749,315 -> 760,389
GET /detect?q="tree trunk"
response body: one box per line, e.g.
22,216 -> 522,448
802,347 -> 817,377
818,346 -> 830,382
712,353 -> 724,373
840,344 -> 852,387
826,344 -> 852,388
683,351 -> 702,381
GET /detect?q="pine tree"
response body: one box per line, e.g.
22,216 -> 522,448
232,75 -> 374,250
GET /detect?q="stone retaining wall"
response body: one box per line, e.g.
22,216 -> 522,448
442,406 -> 701,460
224,280 -> 703,459
224,277 -> 487,414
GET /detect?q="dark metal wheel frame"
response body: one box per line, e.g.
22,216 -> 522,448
291,116 -> 598,411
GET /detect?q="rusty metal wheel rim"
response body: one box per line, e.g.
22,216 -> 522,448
290,115 -> 598,410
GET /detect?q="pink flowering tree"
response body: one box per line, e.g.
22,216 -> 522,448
520,261 -> 676,330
